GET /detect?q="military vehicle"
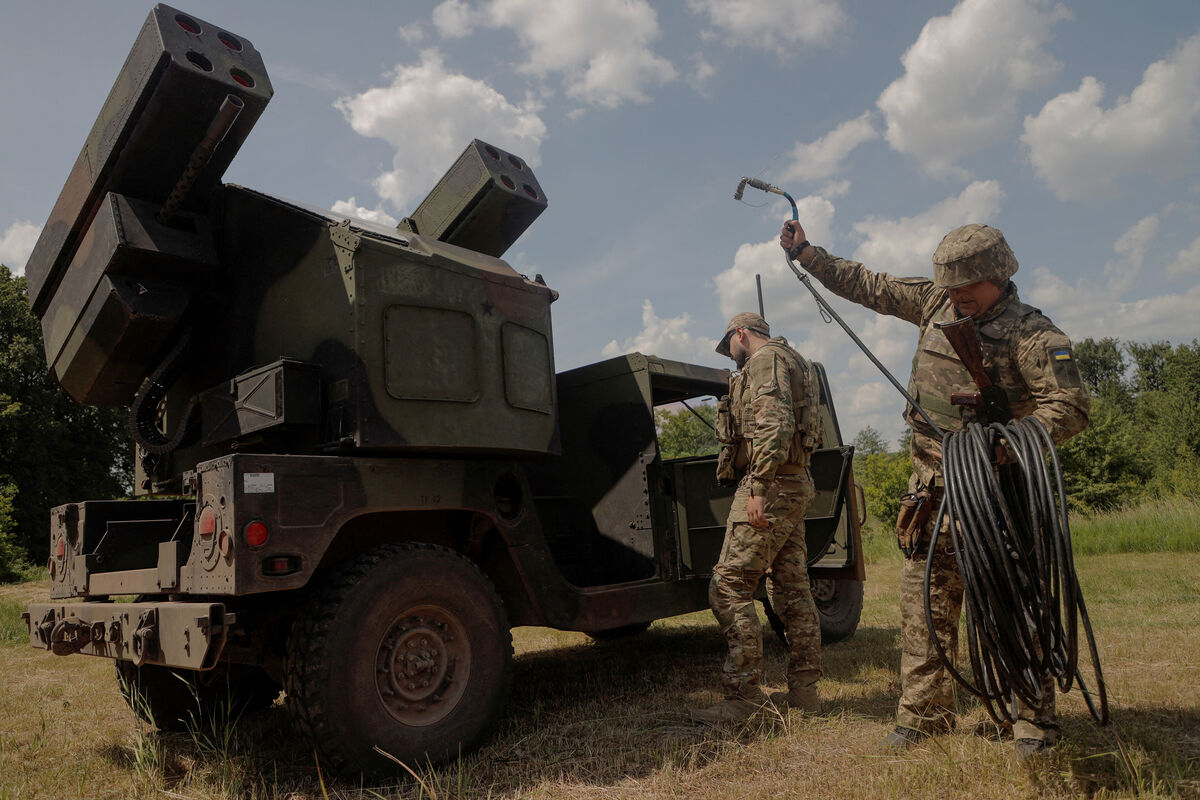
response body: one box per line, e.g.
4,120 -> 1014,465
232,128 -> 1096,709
22,5 -> 865,776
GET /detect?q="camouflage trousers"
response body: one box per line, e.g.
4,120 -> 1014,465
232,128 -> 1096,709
710,472 -> 820,701
898,482 -> 1058,743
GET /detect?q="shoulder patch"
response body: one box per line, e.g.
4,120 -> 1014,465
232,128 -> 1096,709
1046,344 -> 1081,389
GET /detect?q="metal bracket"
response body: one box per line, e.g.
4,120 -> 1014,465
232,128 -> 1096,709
329,220 -> 361,303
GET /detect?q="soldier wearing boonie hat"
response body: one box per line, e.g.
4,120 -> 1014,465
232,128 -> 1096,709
691,312 -> 823,725
779,220 -> 1089,758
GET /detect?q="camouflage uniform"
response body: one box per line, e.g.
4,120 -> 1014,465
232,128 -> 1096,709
802,239 -> 1089,742
710,333 -> 823,703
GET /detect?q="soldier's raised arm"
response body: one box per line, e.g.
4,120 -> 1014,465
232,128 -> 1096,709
780,220 -> 935,325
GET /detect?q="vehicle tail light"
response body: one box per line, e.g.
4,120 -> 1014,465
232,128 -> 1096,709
198,505 -> 216,537
244,520 -> 269,548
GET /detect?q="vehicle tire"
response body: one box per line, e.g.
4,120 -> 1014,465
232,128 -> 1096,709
115,661 -> 282,731
285,542 -> 513,776
811,577 -> 863,643
587,621 -> 652,642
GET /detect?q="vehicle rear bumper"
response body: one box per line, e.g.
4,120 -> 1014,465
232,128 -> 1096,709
25,601 -> 228,670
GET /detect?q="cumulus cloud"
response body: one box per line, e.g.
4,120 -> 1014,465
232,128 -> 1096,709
0,220 -> 40,276
851,180 -> 1005,275
781,111 -> 879,184
335,50 -> 546,213
482,0 -> 676,108
1022,32 -> 1200,201
714,194 -> 836,322
432,0 -> 474,38
330,197 -> 399,228
687,0 -> 847,56
601,299 -> 716,362
877,0 -> 1069,177
1167,235 -> 1200,280
1028,212 -> 1200,342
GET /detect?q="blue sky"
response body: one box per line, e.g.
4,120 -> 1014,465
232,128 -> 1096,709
3,0 -> 1199,446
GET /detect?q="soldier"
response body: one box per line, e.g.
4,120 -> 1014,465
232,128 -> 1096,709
778,222 -> 1090,757
690,312 -> 824,725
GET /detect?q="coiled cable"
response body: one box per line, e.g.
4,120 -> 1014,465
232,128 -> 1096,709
926,417 -> 1108,727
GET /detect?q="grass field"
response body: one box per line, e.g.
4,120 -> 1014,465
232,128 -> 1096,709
1,505 -> 1198,799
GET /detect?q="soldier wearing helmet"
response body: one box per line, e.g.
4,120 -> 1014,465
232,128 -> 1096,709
691,312 -> 824,725
779,221 -> 1089,757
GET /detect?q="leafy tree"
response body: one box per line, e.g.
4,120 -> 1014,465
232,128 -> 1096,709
1074,337 -> 1131,407
654,402 -> 718,460
0,479 -> 30,582
852,426 -> 887,457
857,450 -> 911,526
0,266 -> 132,568
1127,341 -> 1171,394
849,426 -> 911,525
1056,397 -> 1150,510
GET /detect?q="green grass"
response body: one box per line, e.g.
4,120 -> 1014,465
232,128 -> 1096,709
1070,496 -> 1200,555
0,597 -> 26,644
857,494 -> 1200,563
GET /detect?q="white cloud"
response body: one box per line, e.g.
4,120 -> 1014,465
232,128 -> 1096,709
335,50 -> 546,213
714,195 -> 836,322
851,180 -> 1005,275
1022,32 -> 1200,201
0,220 -> 40,276
432,0 -> 474,38
1167,235 -> 1200,280
484,0 -> 676,108
687,0 -> 847,56
1028,212 -> 1200,342
601,299 -> 716,362
877,0 -> 1069,177
397,23 -> 428,45
781,111 -> 878,184
687,53 -> 717,92
330,197 -> 399,228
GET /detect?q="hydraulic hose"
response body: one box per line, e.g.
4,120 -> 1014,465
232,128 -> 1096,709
928,418 -> 1108,726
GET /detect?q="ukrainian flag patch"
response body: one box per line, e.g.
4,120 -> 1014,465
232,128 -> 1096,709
1047,344 -> 1082,388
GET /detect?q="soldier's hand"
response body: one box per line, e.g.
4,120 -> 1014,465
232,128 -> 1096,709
780,221 -> 807,252
748,495 -> 768,528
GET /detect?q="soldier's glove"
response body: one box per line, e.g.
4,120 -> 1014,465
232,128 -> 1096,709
895,488 -> 933,558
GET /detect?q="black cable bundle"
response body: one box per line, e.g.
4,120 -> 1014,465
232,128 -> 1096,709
926,417 -> 1108,727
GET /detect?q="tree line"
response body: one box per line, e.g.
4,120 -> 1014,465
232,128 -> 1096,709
0,266 -> 131,580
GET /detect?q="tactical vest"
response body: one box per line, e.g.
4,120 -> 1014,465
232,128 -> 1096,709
716,339 -> 822,471
905,295 -> 1037,436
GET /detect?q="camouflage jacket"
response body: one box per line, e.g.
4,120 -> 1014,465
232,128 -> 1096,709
804,248 -> 1090,483
717,337 -> 821,495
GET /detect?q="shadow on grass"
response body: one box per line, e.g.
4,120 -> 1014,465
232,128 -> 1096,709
85,622 -> 908,796
1054,705 -> 1200,797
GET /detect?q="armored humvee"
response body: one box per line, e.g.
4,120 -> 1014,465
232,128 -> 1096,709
22,5 -> 864,776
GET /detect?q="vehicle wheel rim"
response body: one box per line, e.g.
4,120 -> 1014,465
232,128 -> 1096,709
376,604 -> 470,726
811,578 -> 835,605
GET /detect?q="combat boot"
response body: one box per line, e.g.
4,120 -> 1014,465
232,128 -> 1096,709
688,697 -> 761,726
881,725 -> 927,751
1015,738 -> 1055,760
767,686 -> 820,713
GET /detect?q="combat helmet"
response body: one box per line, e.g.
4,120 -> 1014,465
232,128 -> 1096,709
932,224 -> 1018,289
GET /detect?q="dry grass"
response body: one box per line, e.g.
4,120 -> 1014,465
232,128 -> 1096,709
1,552 -> 1197,799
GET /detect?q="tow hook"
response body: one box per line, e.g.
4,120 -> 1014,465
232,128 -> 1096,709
49,616 -> 95,656
36,610 -> 56,647
131,609 -> 159,666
